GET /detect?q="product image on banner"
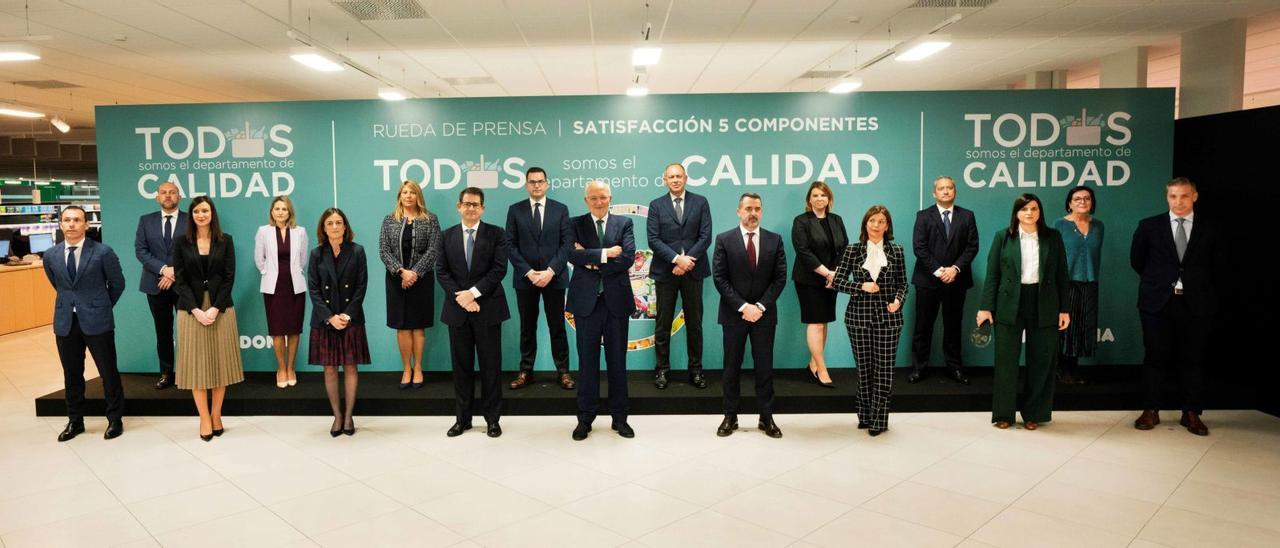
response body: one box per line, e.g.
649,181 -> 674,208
1065,108 -> 1102,146
465,154 -> 500,188
231,121 -> 265,158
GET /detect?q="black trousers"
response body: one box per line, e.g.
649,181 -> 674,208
1140,294 -> 1207,413
146,290 -> 179,374
448,319 -> 503,425
654,276 -> 704,373
56,314 -> 124,423
575,295 -> 629,425
910,283 -> 966,372
515,286 -> 569,374
721,321 -> 776,417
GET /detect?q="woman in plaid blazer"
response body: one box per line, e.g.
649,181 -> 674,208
832,205 -> 907,436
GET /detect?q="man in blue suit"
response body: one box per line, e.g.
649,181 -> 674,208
44,206 -> 127,441
505,167 -> 575,390
646,163 -> 712,389
568,181 -> 637,441
133,181 -> 186,389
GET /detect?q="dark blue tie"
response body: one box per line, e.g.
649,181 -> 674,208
67,246 -> 78,282
942,210 -> 952,239
533,202 -> 542,236
465,228 -> 475,271
163,214 -> 173,250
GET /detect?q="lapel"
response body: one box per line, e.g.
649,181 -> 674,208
51,243 -> 71,287
1006,231 -> 1021,275
71,240 -> 95,288
853,243 -> 870,278
940,207 -> 957,244
673,193 -> 688,226
1156,215 -> 1180,263
1181,215 -> 1202,264
1038,231 -> 1050,275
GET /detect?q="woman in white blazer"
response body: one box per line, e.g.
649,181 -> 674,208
255,196 -> 308,388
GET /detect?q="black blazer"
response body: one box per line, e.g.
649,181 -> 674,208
712,227 -> 787,326
791,211 -> 849,287
832,242 -> 908,330
979,228 -> 1069,328
646,191 -> 713,281
307,242 -> 368,329
1130,213 -> 1222,316
172,234 -> 235,312
911,205 -> 979,289
437,221 -> 511,326
505,198 -> 572,290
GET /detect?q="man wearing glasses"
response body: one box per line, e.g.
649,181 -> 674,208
504,167 -> 576,390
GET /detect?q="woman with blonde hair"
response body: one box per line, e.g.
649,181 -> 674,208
254,195 -> 308,388
790,181 -> 849,387
378,180 -> 441,388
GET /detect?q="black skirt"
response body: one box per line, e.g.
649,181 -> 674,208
385,271 -> 434,329
794,283 -> 837,324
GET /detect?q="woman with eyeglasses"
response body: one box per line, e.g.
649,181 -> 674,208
1054,187 -> 1104,385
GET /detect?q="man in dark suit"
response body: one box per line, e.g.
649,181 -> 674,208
1130,177 -> 1222,436
646,163 -> 712,390
438,188 -> 511,438
567,181 -> 637,441
712,193 -> 787,438
505,167 -> 575,391
133,181 -> 186,389
44,206 -> 127,441
909,176 -> 979,385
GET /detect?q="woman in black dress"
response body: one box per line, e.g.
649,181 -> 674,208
378,180 -> 441,388
254,196 -> 307,388
790,181 -> 848,387
308,208 -> 370,436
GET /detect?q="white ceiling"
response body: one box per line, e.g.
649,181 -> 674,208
0,0 -> 1276,138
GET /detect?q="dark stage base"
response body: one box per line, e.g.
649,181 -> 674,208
35,366 -> 1256,417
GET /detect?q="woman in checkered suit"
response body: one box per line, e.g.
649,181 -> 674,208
832,205 -> 907,436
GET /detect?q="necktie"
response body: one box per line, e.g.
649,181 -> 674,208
67,246 -> 78,282
533,202 -> 543,235
595,219 -> 606,293
465,228 -> 475,271
163,214 -> 173,250
942,210 -> 952,239
674,197 -> 684,224
1174,218 -> 1187,261
746,232 -> 757,272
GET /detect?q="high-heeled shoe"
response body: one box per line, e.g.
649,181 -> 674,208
399,373 -> 411,390
200,431 -> 214,442
212,427 -> 224,437
343,417 -> 356,436
330,418 -> 343,437
286,378 -> 297,387
811,369 -> 835,388
411,372 -> 425,389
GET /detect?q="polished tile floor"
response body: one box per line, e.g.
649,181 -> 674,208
3,326 -> 1279,548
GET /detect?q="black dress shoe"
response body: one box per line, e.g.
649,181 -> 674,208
446,422 -> 471,437
612,421 -> 635,438
654,370 -> 669,390
690,372 -> 707,389
716,415 -> 738,437
104,420 -> 124,440
486,423 -> 502,438
58,422 -> 85,442
906,371 -> 923,384
857,422 -> 868,429
572,423 -> 591,441
154,373 -> 175,390
758,418 -> 783,439
869,428 -> 885,437
948,370 -> 971,385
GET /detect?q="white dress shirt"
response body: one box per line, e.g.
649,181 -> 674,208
1018,228 -> 1040,284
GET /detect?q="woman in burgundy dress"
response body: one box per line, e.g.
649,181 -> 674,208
254,196 -> 308,388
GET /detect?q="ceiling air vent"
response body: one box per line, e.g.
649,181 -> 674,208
332,0 -> 430,21
13,80 -> 80,89
444,76 -> 496,86
799,70 -> 849,79
908,0 -> 996,8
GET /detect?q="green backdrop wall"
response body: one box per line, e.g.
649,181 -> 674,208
96,89 -> 1174,373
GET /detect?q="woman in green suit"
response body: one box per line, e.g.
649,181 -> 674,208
976,194 -> 1070,430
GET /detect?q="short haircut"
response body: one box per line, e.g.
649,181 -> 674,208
933,176 -> 955,189
1063,186 -> 1096,214
1168,176 -> 1197,191
526,166 -> 547,179
459,187 -> 485,205
585,180 -> 611,195
738,192 -> 762,207
664,162 -> 686,174
60,205 -> 87,220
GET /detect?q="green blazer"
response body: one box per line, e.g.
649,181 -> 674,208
979,228 -> 1070,328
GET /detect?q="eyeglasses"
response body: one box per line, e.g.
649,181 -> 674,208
1071,196 -> 1092,203
459,202 -> 484,209
527,180 -> 548,186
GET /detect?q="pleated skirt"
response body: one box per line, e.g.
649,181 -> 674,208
176,292 -> 245,390
1060,281 -> 1099,358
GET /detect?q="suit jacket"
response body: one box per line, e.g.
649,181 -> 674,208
505,198 -> 572,290
1130,212 -> 1222,316
791,211 -> 849,287
43,238 -> 126,337
378,213 -> 441,277
437,221 -> 511,326
832,242 -> 908,329
646,191 -> 712,281
254,225 -> 308,294
134,210 -> 187,295
712,227 -> 787,326
172,234 -> 236,312
307,242 -> 368,328
565,213 -> 637,318
911,205 -> 979,289
979,228 -> 1070,328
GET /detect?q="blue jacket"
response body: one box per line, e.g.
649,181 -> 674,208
565,213 -> 637,319
44,238 -> 126,337
646,191 -> 712,281
134,210 -> 187,295
505,198 -> 572,290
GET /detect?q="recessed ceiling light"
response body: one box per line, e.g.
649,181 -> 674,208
0,104 -> 44,118
895,36 -> 951,62
626,86 -> 649,97
291,49 -> 344,72
378,87 -> 408,101
828,79 -> 863,94
632,47 -> 662,66
0,43 -> 39,62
